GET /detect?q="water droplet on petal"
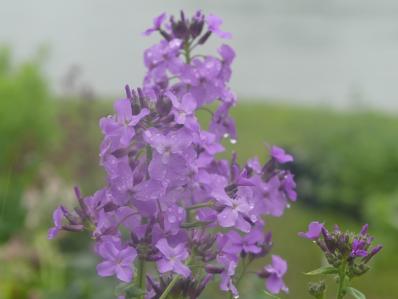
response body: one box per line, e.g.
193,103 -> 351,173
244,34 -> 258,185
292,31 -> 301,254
223,133 -> 229,138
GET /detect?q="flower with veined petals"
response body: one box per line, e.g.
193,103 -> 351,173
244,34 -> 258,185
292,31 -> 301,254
155,238 -> 191,278
96,241 -> 137,282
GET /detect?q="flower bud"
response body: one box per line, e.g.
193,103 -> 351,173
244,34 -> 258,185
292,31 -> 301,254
308,280 -> 326,298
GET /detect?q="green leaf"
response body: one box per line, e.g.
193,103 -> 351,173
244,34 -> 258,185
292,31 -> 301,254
304,266 -> 338,276
264,290 -> 281,299
347,287 -> 366,299
115,283 -> 146,298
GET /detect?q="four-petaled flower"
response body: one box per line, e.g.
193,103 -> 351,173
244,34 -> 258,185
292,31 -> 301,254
96,241 -> 137,282
155,238 -> 191,278
262,255 -> 288,294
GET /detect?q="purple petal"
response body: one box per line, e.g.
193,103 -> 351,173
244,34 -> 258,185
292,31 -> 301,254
115,265 -> 133,282
114,99 -> 132,123
155,238 -> 175,258
217,207 -> 238,228
47,227 -> 59,240
270,146 -> 294,164
96,261 -> 115,277
157,258 -> 174,274
298,221 -> 323,240
174,261 -> 191,278
129,108 -> 149,126
266,275 -> 285,294
271,255 -> 288,276
206,14 -> 232,39
52,206 -> 64,227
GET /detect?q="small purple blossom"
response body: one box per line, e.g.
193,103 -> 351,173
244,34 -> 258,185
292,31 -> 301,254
96,241 -> 137,282
48,206 -> 64,239
217,254 -> 238,297
270,146 -> 294,164
299,221 -> 324,240
155,238 -> 191,278
143,12 -> 167,36
222,227 -> 264,255
351,239 -> 368,257
206,14 -> 232,39
261,255 -> 288,294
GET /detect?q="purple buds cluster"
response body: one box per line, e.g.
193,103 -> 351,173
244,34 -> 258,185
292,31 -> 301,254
300,222 -> 382,298
300,222 -> 382,275
49,11 -> 297,299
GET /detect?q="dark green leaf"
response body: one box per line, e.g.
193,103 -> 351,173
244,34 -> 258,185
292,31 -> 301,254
347,287 -> 366,299
304,266 -> 338,276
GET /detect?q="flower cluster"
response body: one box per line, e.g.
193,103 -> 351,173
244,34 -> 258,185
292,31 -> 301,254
49,11 -> 297,299
300,222 -> 382,298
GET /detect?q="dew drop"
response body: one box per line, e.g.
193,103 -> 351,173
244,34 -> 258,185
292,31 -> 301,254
286,204 -> 291,208
230,139 -> 237,144
233,295 -> 239,299
223,133 -> 229,138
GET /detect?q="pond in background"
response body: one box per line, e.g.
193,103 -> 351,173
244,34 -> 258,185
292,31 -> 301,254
1,0 -> 398,110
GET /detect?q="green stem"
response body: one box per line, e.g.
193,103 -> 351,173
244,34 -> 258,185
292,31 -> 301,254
159,275 -> 180,299
137,258 -> 146,299
186,201 -> 214,211
180,220 -> 212,229
184,41 -> 191,64
336,263 -> 347,299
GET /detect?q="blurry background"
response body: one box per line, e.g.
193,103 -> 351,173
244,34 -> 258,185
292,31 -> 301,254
1,1 -> 397,298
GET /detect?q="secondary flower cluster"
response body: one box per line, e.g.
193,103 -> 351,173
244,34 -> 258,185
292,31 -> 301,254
49,11 -> 297,298
300,222 -> 382,278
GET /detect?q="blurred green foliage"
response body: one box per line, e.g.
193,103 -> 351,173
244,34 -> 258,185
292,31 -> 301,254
0,47 -> 57,242
229,103 -> 398,230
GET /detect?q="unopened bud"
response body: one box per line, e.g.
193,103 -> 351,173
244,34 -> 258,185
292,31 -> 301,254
308,280 -> 326,299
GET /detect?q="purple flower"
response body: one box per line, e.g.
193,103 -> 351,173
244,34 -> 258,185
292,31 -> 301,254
100,99 -> 149,148
262,255 -> 288,294
217,254 -> 238,297
217,194 -> 252,233
155,238 -> 191,278
166,91 -> 197,125
143,13 -> 167,36
222,227 -> 264,256
299,221 -> 324,240
363,244 -> 383,263
206,14 -> 232,39
270,146 -> 294,164
48,206 -> 64,239
96,241 -> 137,282
49,12 -> 299,298
282,172 -> 297,201
181,57 -> 224,106
360,223 -> 368,236
351,239 -> 368,257
144,128 -> 192,163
